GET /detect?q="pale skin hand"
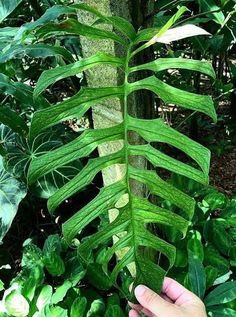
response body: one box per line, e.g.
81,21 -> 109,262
129,277 -> 207,317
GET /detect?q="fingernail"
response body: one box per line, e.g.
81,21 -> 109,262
135,285 -> 147,297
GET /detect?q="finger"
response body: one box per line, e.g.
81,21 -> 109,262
160,292 -> 174,303
162,277 -> 200,306
128,302 -> 143,311
129,309 -> 140,317
129,302 -> 156,317
134,285 -> 176,317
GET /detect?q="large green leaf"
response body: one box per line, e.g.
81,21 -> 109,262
3,129 -> 82,199
0,0 -> 23,23
28,9 -> 216,298
0,157 -> 27,242
205,281 -> 236,307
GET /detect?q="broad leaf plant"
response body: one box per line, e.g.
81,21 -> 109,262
27,5 -> 217,297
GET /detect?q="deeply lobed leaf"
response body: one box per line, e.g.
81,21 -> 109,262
28,5 -> 217,297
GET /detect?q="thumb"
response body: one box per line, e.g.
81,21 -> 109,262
134,285 -> 176,317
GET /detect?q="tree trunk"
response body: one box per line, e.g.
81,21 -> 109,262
76,0 -> 154,263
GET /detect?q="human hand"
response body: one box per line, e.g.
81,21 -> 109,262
129,277 -> 207,317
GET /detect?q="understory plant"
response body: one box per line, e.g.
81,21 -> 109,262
26,4 -> 218,299
0,235 -> 127,317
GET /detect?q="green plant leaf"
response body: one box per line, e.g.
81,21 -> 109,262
48,150 -> 124,212
0,280 -> 4,292
36,19 -> 127,46
0,44 -> 74,64
3,128 -> 82,199
187,231 -> 204,262
42,235 -> 65,279
204,219 -> 232,256
36,285 -> 53,311
198,0 -> 225,25
70,297 -> 87,317
0,74 -> 49,110
43,234 -> 62,255
205,266 -> 218,289
156,6 -> 188,37
0,106 -> 28,135
105,305 -> 125,317
129,76 -> 217,122
0,0 -> 23,23
205,281 -> 236,306
34,52 -> 125,98
4,290 -> 29,317
51,280 -> 72,305
0,157 -> 27,242
204,192 -> 227,210
86,263 -> 112,290
188,251 -> 206,299
129,144 -> 208,185
43,254 -> 65,277
28,124 -> 123,185
62,181 -> 126,242
30,86 -> 124,138
28,10 -> 216,297
134,28 -> 160,44
87,299 -> 105,317
0,144 -> 6,156
130,58 -> 216,79
127,116 -> 211,176
40,305 -> 68,317
72,3 -> 136,40
213,271 -> 232,286
22,241 -> 44,269
25,5 -> 76,31
64,253 -> 86,286
208,307 -> 236,317
204,244 -> 230,274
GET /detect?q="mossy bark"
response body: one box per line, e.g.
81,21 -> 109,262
76,0 -> 154,265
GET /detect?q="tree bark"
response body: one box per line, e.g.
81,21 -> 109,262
76,0 -> 154,263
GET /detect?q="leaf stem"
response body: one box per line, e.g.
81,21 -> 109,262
124,43 -> 133,195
